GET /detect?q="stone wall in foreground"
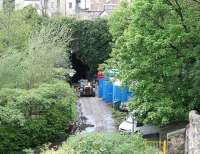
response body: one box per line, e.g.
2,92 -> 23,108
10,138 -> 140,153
185,110 -> 200,154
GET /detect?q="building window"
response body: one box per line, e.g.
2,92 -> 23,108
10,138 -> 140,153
69,2 -> 72,9
57,0 -> 60,9
51,2 -> 55,8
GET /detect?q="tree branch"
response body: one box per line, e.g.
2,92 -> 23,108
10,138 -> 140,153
164,0 -> 188,32
174,0 -> 188,32
169,43 -> 181,58
191,0 -> 200,4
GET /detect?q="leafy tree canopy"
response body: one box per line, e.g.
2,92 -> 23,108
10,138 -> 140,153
0,7 -> 77,153
104,0 -> 200,125
0,6 -> 42,54
70,18 -> 112,74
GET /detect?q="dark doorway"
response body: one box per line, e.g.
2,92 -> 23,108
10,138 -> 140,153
71,53 -> 89,83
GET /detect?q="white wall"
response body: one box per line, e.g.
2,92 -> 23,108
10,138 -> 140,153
65,0 -> 77,15
0,0 -> 3,10
15,0 -> 62,17
46,0 -> 59,17
15,0 -> 23,9
78,0 -> 90,10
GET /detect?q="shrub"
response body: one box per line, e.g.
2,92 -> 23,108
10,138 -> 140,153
112,109 -> 127,126
43,133 -> 156,154
0,80 -> 77,153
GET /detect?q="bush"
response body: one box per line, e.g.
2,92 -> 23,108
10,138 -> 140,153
43,133 -> 156,154
112,109 -> 127,126
0,80 -> 77,153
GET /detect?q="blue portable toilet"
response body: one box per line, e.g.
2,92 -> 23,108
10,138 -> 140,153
113,80 -> 130,103
105,81 -> 113,103
102,78 -> 107,101
102,79 -> 113,103
121,86 -> 129,102
113,80 -> 122,102
98,78 -> 104,98
113,86 -> 121,102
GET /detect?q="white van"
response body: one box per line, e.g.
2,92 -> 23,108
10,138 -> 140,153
119,113 -> 160,135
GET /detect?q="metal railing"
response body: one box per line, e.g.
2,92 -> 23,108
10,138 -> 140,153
145,140 -> 167,154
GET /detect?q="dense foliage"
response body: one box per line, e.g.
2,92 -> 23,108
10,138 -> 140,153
112,109 -> 127,126
0,25 -> 70,89
43,133 -> 156,154
71,19 -> 112,74
0,6 -> 42,53
104,0 -> 200,125
40,18 -> 112,75
0,81 -> 77,153
0,8 -> 77,153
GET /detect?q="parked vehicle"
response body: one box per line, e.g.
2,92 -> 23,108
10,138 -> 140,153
79,79 -> 96,97
119,113 -> 160,135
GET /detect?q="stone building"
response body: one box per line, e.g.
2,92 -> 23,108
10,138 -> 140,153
1,0 -> 133,19
76,0 -> 122,19
89,0 -> 120,11
1,0 -> 77,16
15,0 -> 70,17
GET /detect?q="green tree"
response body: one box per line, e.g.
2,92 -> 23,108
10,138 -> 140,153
0,7 -> 41,54
0,15 -> 72,89
3,0 -> 15,11
105,0 -> 200,125
0,8 -> 76,153
71,19 -> 112,74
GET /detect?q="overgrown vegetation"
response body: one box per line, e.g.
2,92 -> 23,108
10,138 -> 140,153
0,7 -> 77,153
104,0 -> 200,125
70,19 -> 112,74
50,18 -> 112,75
0,81 -> 77,153
38,18 -> 112,76
0,4 -> 113,152
112,109 -> 127,126
43,133 -> 156,154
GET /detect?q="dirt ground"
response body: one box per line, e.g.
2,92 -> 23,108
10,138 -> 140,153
79,97 -> 117,133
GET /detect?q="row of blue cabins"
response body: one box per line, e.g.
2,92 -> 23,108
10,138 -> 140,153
97,71 -> 133,104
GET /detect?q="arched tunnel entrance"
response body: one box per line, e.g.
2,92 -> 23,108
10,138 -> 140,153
71,53 -> 90,83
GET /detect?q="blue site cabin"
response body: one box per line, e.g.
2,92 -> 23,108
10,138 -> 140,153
102,78 -> 107,100
113,80 -> 121,102
99,69 -> 117,99
113,80 -> 129,103
120,86 -> 129,102
98,69 -> 133,104
98,78 -> 104,98
102,78 -> 113,103
105,81 -> 113,103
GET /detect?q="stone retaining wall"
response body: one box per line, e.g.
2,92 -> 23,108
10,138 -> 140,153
167,129 -> 185,154
185,110 -> 200,154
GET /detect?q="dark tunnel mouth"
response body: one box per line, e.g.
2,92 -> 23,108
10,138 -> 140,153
71,53 -> 90,83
